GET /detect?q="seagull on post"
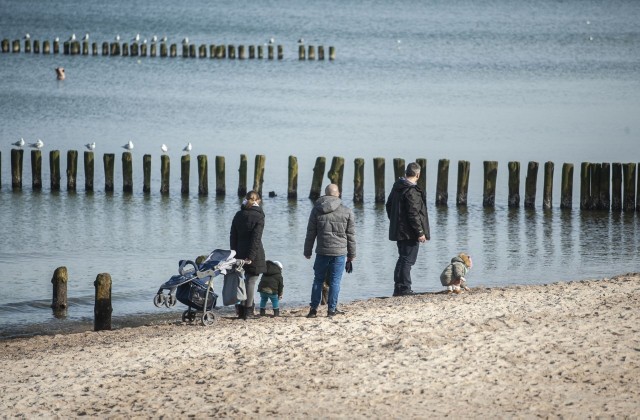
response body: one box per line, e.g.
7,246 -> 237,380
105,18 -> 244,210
161,144 -> 168,154
122,140 -> 134,151
85,142 -> 96,151
29,139 -> 44,149
82,33 -> 89,41
183,142 -> 192,153
12,138 -> 25,148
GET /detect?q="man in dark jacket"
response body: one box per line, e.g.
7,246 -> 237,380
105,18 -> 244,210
304,184 -> 356,318
386,162 -> 430,296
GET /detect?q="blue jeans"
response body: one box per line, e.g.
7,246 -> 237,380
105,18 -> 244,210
259,292 -> 279,309
310,254 -> 346,312
394,239 -> 419,293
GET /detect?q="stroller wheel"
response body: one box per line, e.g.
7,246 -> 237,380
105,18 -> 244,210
202,311 -> 217,326
182,310 -> 196,323
165,294 -> 177,308
153,293 -> 165,308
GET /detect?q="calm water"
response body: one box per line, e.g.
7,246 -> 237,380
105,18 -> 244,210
1,0 -> 639,337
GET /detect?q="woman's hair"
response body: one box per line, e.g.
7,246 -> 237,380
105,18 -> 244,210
244,190 -> 261,207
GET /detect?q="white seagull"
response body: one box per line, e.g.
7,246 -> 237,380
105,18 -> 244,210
298,38 -> 304,44
269,38 -> 275,44
161,144 -> 168,153
82,33 -> 89,41
85,142 -> 96,151
182,142 -> 192,153
122,140 -> 134,151
182,37 -> 189,45
29,139 -> 44,149
12,138 -> 25,147
24,33 -> 31,40
152,35 -> 158,43
54,37 -> 59,42
161,35 -> 167,43
68,33 -> 76,42
115,34 -> 120,42
132,33 -> 140,42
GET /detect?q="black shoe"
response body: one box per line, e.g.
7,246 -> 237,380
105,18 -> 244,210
327,308 -> 345,317
273,308 -> 280,317
393,289 -> 416,297
259,308 -> 266,316
307,308 -> 317,318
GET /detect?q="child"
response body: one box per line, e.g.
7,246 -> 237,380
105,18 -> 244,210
440,253 -> 472,293
257,260 -> 284,316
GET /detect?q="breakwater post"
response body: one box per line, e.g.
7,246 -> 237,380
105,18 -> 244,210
199,44 -> 206,58
215,155 -> 225,196
580,162 -> 592,210
599,163 -> 611,210
238,154 -> 247,196
591,164 -> 602,209
150,42 -> 157,57
1,39 -> 9,52
102,42 -> 109,55
278,45 -> 283,59
31,150 -> 42,190
393,158 -> 405,181
329,46 -> 336,60
288,155 -> 298,199
436,159 -> 449,206
160,42 -> 168,57
249,45 -> 255,59
637,163 -> 640,212
543,161 -> 554,210
94,273 -> 112,331
456,160 -> 470,206
298,44 -> 305,60
143,154 -> 151,193
91,42 -> 98,56
53,39 -> 59,54
160,155 -> 170,195
353,158 -> 364,203
11,149 -> 23,190
483,161 -> 498,207
524,161 -> 538,208
122,152 -> 133,193
611,163 -> 622,211
268,44 -> 274,59
416,158 -> 427,198
12,39 -> 20,53
623,163 -> 637,212
181,154 -> 190,196
82,40 -> 89,55
170,43 -> 177,57
84,151 -> 94,192
310,156 -> 326,200
373,157 -> 385,203
103,154 -> 115,192
560,163 -> 573,209
257,45 -> 264,59
43,40 -> 50,54
508,161 -> 520,207
308,45 -> 316,60
318,46 -> 325,60
328,156 -> 345,194
50,150 -> 61,191
253,154 -> 266,197
24,38 -> 31,53
51,266 -> 68,316
67,150 -> 78,192
198,155 -> 208,196
33,40 -> 40,54
209,44 -> 216,58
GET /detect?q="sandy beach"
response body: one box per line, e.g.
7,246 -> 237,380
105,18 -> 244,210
2,273 -> 639,418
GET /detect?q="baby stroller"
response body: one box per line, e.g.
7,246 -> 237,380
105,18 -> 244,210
154,249 -> 244,325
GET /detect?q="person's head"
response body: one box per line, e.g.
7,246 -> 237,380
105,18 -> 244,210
243,190 -> 261,208
325,183 -> 340,197
458,253 -> 472,269
405,162 -> 421,180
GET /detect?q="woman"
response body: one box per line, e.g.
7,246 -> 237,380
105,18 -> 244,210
230,190 -> 267,319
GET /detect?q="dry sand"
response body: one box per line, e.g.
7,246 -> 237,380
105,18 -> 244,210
2,273 -> 640,418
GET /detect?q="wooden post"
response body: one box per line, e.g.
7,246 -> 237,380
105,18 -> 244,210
327,156 -> 345,193
238,45 -> 245,59
51,266 -> 68,315
92,42 -> 98,55
181,155 -> 190,195
611,163 -> 622,211
170,43 -> 177,57
122,42 -> 129,56
31,150 -> 42,190
416,158 -> 427,199
268,44 -> 274,59
483,161 -> 498,207
121,152 -> 133,193
199,44 -> 207,58
140,42 -> 147,57
298,45 -> 306,60
198,155 -> 208,196
560,163 -> 573,209
189,44 -> 196,58
288,155 -> 298,199
524,161 -> 539,208
82,40 -> 89,55
249,45 -> 255,59
318,46 -> 325,60
82,151 -> 94,192
33,40 -> 40,54
50,150 -> 61,191
160,155 -> 170,195
43,40 -> 51,54
435,159 -> 449,206
353,158 -> 364,203
456,160 -> 470,206
310,157 -> 326,200
228,45 -> 236,59
215,155 -> 225,196
67,150 -> 78,192
590,164 -> 602,210
238,154 -> 247,196
130,42 -> 138,56
102,42 -> 109,55
13,39 -> 20,53
53,39 -> 60,54
329,46 -> 336,60
599,162 -> 611,210
637,162 -> 640,212
24,39 -> 32,53
11,149 -> 24,190
209,44 -> 216,58
104,153 -> 115,192
1,39 -> 9,53
580,162 -> 592,210
161,43 -> 168,57
258,45 -> 264,59
217,45 -> 226,58
623,163 -> 637,212
543,161 -> 554,209
308,45 -> 316,60
70,41 -> 80,55
393,158 -> 405,181
150,42 -> 157,57
373,157 -> 386,203
143,154 -> 151,193
277,45 -> 283,59
507,161 -> 520,207
253,155 -> 266,196
109,42 -> 118,56
94,273 -> 112,331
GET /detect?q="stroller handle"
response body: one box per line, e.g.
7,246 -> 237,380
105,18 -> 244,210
178,260 -> 198,276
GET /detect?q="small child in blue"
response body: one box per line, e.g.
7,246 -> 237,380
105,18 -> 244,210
258,260 -> 284,317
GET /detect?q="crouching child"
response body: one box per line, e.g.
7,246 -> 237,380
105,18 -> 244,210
440,253 -> 472,293
258,260 -> 284,316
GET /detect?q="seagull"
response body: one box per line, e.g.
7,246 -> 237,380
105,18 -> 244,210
298,38 -> 304,44
161,144 -> 168,153
115,34 -> 120,42
68,33 -> 76,42
12,138 -> 25,147
85,142 -> 96,151
132,33 -> 140,42
29,139 -> 44,149
143,38 -> 147,44
82,33 -> 89,41
161,35 -> 167,43
24,33 -> 31,40
152,35 -> 158,43
182,142 -> 192,153
122,140 -> 134,151
54,37 -> 59,42
182,37 -> 189,45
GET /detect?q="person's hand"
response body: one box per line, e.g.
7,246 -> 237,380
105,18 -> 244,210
418,235 -> 427,243
347,257 -> 354,262
304,255 -> 311,260
244,259 -> 252,265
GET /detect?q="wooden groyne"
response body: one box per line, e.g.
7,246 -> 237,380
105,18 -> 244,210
1,36 -> 335,61
2,150 -> 639,212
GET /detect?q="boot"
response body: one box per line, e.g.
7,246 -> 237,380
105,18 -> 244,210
237,304 -> 246,320
245,304 -> 258,319
273,308 -> 280,317
259,308 -> 266,316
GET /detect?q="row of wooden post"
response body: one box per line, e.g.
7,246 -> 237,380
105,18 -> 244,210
1,38 -> 336,60
3,149 -> 639,211
51,266 -> 112,331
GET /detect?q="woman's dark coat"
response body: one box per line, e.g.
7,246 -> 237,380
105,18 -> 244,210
230,205 -> 267,276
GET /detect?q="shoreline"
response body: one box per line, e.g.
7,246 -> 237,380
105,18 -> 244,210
2,273 -> 639,417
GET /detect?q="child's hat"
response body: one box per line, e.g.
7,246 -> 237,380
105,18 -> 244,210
272,260 -> 283,269
458,253 -> 472,268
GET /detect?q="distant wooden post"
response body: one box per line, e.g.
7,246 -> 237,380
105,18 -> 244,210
160,155 -> 170,195
13,39 -> 20,53
238,154 -> 247,196
189,44 -> 196,58
160,43 -> 168,57
140,42 -> 147,57
0,151 -> 2,188
456,160 -> 470,206
611,163 -> 622,211
310,157 -> 326,200
181,155 -> 190,195
215,155 -> 225,196
253,155 -> 266,196
327,156 -> 345,194
11,149 -> 23,190
199,44 -> 207,58
150,42 -> 157,57
50,150 -> 61,191
70,41 -> 80,55
238,45 -> 245,59
353,158 -> 364,203
53,39 -> 60,54
542,161 -> 554,209
33,40 -> 40,54
268,44 -> 274,59
580,162 -> 591,210
524,161 -> 539,208
590,164 -> 602,210
257,45 -> 264,59
170,43 -> 177,57
130,42 -> 139,56
637,162 -> 640,212
318,46 -> 325,60
416,158 -> 427,199
92,42 -> 98,55
288,155 -> 299,199
249,45 -> 255,59
373,157 -> 385,203
51,266 -> 68,315
24,39 -> 31,53
435,159 -> 449,206
43,40 -> 51,54
122,42 -> 130,56
102,42 -> 109,55
82,40 -> 89,55
483,161 -> 498,207
198,155 -> 208,196
277,45 -> 283,59
143,154 -> 151,193
308,45 -> 316,60
94,273 -> 112,331
329,46 -> 336,60
507,161 -> 520,207
560,163 -> 573,209
599,162 -> 611,210
623,163 -> 637,212
298,45 -> 306,60
216,45 -> 226,58
67,150 -> 78,192
104,153 -> 115,192
228,45 -> 236,59
122,152 -> 133,193
393,158 -> 405,181
31,150 -> 42,190
1,39 -> 9,53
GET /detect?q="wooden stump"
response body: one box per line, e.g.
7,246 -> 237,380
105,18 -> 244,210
393,158 -> 405,182
353,158 -> 364,203
435,159 -> 450,206
456,160 -> 470,206
543,161 -> 554,209
310,157 -> 326,200
329,46 -> 336,60
277,45 -> 283,59
238,45 -> 245,59
198,155 -> 208,196
94,273 -> 112,331
189,44 -> 196,58
508,161 -> 520,207
308,45 -> 316,60
199,44 -> 207,58
298,45 -> 306,60
122,42 -> 130,56
215,155 -> 225,196
483,161 -> 498,207
238,154 -> 247,197
1,39 -> 9,53
104,153 -> 115,192
373,157 -> 385,203
580,162 -> 592,210
67,150 -> 78,192
253,155 -> 266,196
143,154 -> 151,193
560,163 -> 573,209
318,46 -> 325,60
268,45 -> 274,60
416,158 -> 427,199
122,152 -> 133,193
11,149 -> 23,190
160,43 -> 168,57
150,43 -> 157,57
228,45 -> 236,59
31,150 -> 42,190
611,163 -> 622,211
623,163 -> 637,212
524,161 -> 539,208
327,156 -> 345,194
53,39 -> 60,54
102,42 -> 109,55
288,156 -> 298,199
170,43 -> 177,57
249,45 -> 255,59
51,266 -> 68,315
599,162 -> 611,210
591,164 -> 602,210
50,150 -> 61,191
181,154 -> 190,196
160,155 -> 170,195
82,40 -> 89,55
43,40 -> 51,54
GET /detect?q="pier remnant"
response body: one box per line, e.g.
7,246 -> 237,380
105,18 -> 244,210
67,150 -> 78,192
436,159 -> 449,206
611,163 -> 622,211
328,156 -> 345,194
143,154 -> 151,193
198,155 -> 208,196
94,273 -> 112,331
238,154 -> 247,197
560,163 -> 573,209
51,266 -> 68,316
456,160 -> 470,206
11,149 -> 23,190
50,150 -> 61,191
31,150 -> 42,190
393,158 -> 405,182
508,161 -> 520,207
543,161 -> 554,210
483,161 -> 498,207
253,155 -> 266,196
288,156 -> 298,199
310,157 -> 326,200
160,155 -> 170,195
215,155 -> 225,196
623,163 -> 637,212
181,154 -> 190,196
373,157 -> 385,203
353,158 -> 364,203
